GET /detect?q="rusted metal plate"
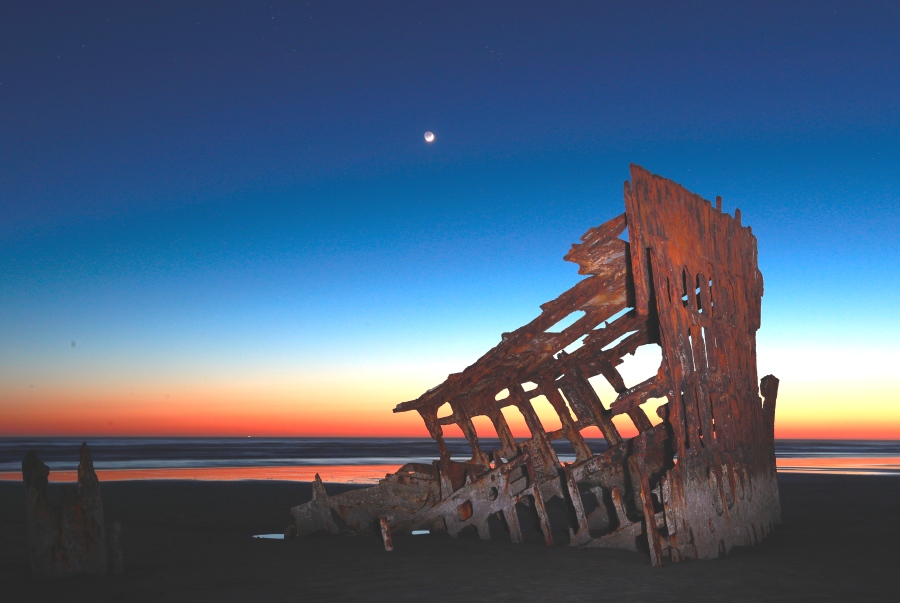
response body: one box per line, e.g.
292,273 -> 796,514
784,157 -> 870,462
291,165 -> 780,564
22,443 -> 117,578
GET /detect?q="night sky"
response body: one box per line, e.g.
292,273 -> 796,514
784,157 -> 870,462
2,1 -> 898,437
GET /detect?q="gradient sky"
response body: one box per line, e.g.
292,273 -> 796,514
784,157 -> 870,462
1,1 -> 898,438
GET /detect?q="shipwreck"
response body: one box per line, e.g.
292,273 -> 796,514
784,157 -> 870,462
291,165 -> 780,564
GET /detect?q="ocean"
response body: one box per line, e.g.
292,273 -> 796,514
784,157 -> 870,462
2,438 -> 899,483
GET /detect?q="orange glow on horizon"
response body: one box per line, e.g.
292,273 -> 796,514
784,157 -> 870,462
3,458 -> 898,484
775,457 -> 900,472
0,465 -> 401,483
1,375 -> 898,439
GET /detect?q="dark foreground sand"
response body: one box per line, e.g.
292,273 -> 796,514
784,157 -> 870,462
2,474 -> 898,602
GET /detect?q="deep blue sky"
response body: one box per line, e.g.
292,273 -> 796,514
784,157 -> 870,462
1,1 -> 898,435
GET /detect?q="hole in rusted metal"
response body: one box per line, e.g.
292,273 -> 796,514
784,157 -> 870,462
545,310 -> 586,333
640,397 -> 668,427
530,395 -> 562,432
487,511 -> 511,542
500,405 -> 531,438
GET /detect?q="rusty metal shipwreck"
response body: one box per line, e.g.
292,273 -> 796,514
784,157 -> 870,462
290,164 -> 780,565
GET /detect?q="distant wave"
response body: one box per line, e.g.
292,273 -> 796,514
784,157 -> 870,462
1,437 -> 898,474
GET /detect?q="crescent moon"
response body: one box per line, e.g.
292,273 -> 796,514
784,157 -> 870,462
424,131 -> 435,143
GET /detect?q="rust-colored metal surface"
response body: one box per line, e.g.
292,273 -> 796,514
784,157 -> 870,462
291,165 -> 780,564
22,443 -> 124,577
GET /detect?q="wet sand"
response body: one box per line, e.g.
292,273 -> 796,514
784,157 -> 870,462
1,474 -> 898,602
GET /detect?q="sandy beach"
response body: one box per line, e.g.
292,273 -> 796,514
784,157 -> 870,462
1,474 -> 897,602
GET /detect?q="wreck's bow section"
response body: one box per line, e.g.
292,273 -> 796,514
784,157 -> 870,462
291,165 -> 779,564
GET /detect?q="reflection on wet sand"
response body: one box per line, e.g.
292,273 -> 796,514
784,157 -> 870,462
776,456 -> 900,475
3,458 -> 900,482
0,464 -> 400,483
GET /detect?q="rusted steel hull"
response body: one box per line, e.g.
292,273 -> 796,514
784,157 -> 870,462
291,165 -> 780,564
22,443 -> 124,577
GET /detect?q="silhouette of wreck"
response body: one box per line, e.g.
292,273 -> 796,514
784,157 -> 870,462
291,165 -> 780,564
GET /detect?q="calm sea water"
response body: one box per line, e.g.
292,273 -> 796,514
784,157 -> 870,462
1,438 -> 899,483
